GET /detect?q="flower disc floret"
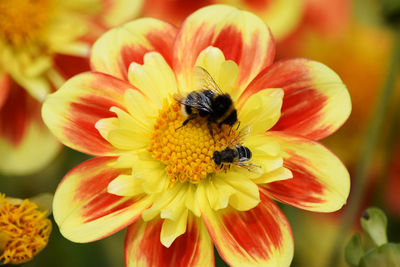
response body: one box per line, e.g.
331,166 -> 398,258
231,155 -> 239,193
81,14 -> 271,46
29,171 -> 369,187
0,194 -> 52,264
148,100 -> 237,184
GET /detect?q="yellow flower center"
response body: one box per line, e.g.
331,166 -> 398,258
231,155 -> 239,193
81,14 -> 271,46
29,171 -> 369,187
0,0 -> 52,46
0,194 -> 52,265
148,100 -> 237,184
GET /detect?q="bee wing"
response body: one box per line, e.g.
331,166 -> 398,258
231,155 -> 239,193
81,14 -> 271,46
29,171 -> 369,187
173,91 -> 213,113
193,66 -> 224,94
173,93 -> 187,105
228,125 -> 252,146
236,161 -> 263,173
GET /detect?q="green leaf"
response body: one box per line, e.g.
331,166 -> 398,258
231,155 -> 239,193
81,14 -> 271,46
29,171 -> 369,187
345,234 -> 365,266
359,243 -> 400,267
361,207 -> 388,246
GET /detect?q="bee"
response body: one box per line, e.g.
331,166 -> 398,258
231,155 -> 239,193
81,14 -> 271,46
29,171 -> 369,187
212,126 -> 261,172
174,66 -> 237,136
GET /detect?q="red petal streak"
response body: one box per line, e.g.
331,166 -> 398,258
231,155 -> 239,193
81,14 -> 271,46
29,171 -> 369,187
125,218 -> 213,267
174,7 -> 275,90
177,24 -> 274,86
119,45 -> 148,79
202,192 -> 293,265
0,79 -> 40,145
264,154 -> 324,208
72,156 -> 135,223
118,30 -> 176,80
271,88 -> 328,139
241,59 -> 332,140
66,95 -> 119,155
243,0 -> 272,11
53,54 -> 91,80
0,74 -> 10,109
91,20 -> 177,81
261,132 -> 350,212
141,0 -> 213,26
59,72 -> 132,155
54,157 -> 151,242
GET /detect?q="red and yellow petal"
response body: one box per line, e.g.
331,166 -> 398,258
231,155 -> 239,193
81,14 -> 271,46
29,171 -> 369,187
263,132 -> 350,212
53,157 -> 152,243
90,18 -> 177,81
125,217 -> 214,267
201,192 -> 293,266
241,59 -> 351,140
42,72 -> 134,156
173,5 -> 275,94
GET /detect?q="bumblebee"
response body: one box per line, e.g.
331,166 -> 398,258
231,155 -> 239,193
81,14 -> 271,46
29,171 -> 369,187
212,126 -> 261,172
213,145 -> 252,165
174,66 -> 237,136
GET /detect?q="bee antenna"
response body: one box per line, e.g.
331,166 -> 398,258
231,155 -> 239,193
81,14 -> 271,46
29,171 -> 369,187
236,121 -> 241,130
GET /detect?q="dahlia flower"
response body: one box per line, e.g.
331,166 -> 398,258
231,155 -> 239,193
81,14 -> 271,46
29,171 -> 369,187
43,5 -> 351,266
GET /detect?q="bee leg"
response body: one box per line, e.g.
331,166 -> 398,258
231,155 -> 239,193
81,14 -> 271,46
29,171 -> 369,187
176,115 -> 196,130
236,121 -> 241,130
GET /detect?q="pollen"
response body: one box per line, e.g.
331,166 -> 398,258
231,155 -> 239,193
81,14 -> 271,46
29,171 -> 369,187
148,100 -> 236,184
0,194 -> 52,265
0,0 -> 52,46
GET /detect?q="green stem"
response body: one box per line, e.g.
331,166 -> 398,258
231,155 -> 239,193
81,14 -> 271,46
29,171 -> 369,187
327,29 -> 400,267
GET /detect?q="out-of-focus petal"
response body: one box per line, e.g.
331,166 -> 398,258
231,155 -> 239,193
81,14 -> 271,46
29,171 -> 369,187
53,157 -> 152,243
91,18 -> 177,80
263,132 -> 350,212
241,59 -> 351,140
0,73 -> 10,109
174,5 -> 275,96
0,80 -> 60,175
125,217 -> 214,267
239,0 -> 304,40
201,191 -> 293,266
53,54 -> 91,80
99,0 -> 144,27
42,72 -> 133,156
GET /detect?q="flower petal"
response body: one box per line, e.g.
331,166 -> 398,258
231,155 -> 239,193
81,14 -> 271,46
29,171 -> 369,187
238,88 -> 283,134
0,81 -> 61,175
0,74 -> 10,109
201,192 -> 293,266
91,18 -> 177,80
125,217 -> 214,267
53,157 -> 152,243
174,5 -> 275,95
194,46 -> 239,97
263,132 -> 350,212
241,59 -> 351,140
53,54 -> 91,80
245,0 -> 304,40
128,52 -> 178,108
99,0 -> 144,27
42,72 -> 134,156
108,175 -> 145,197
